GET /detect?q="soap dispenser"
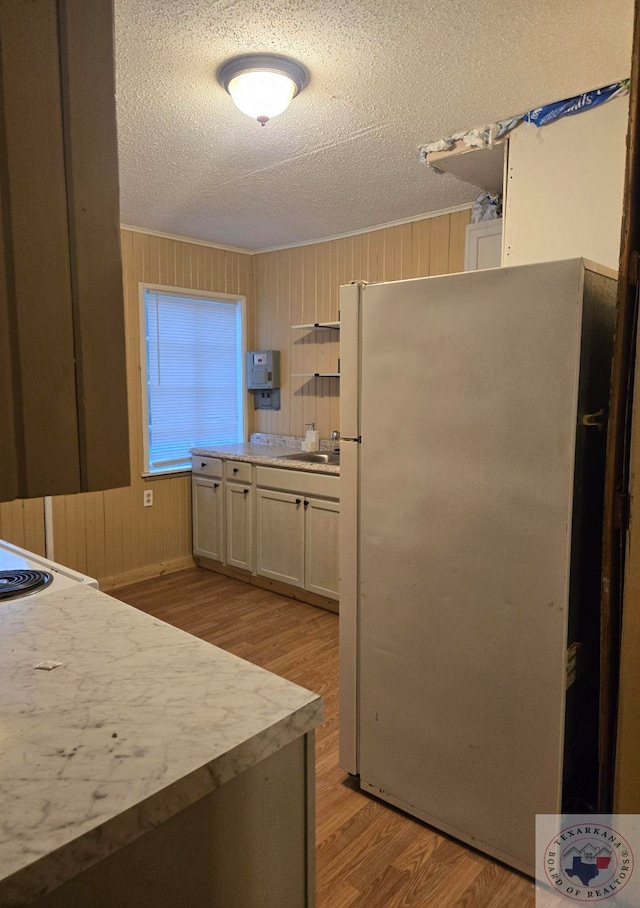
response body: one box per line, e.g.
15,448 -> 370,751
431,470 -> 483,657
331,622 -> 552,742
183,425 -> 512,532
301,422 -> 320,452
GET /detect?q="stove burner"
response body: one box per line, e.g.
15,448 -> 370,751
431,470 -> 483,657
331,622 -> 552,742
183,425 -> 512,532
0,569 -> 53,600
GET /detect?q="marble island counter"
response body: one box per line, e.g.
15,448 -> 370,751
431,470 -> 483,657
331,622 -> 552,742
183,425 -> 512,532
0,583 -> 322,908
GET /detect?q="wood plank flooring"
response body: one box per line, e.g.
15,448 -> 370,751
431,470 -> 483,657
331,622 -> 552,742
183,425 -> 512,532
112,567 -> 535,907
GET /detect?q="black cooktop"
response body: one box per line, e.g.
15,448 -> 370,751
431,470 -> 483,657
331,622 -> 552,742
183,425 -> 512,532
0,569 -> 53,600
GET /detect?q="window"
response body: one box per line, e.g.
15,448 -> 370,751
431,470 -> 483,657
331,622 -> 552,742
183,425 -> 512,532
141,285 -> 246,475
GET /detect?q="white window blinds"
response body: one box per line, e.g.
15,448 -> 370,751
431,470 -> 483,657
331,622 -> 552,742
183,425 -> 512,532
143,289 -> 244,473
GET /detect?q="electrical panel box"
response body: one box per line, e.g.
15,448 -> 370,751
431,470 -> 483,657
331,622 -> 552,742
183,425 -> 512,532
253,389 -> 280,410
247,351 -> 281,390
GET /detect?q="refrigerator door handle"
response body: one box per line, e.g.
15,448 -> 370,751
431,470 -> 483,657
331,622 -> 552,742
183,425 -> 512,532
339,283 -> 362,441
339,438 -> 360,775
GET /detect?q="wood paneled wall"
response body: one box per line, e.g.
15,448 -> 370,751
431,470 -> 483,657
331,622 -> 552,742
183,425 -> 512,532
253,210 -> 471,439
0,211 -> 468,586
54,229 -> 255,586
0,498 -> 45,555
0,231 -> 255,586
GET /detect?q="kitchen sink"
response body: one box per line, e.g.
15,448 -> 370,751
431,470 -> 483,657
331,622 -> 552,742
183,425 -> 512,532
282,452 -> 340,465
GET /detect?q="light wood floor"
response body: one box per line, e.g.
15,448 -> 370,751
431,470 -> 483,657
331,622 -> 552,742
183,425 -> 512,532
113,567 -> 535,907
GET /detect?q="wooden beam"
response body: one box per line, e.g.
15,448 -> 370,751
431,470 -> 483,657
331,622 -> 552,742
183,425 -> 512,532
600,0 -> 640,810
0,44 -> 19,504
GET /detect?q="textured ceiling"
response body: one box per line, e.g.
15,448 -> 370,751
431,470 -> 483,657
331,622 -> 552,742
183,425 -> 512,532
115,0 -> 634,251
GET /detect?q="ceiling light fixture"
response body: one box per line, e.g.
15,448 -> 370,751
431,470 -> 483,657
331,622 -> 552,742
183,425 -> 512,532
217,53 -> 308,126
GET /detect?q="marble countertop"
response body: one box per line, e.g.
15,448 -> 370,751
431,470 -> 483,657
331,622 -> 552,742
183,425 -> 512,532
0,585 -> 322,906
191,442 -> 340,475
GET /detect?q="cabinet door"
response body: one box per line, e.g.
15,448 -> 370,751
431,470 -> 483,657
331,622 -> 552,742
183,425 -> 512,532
226,484 -> 253,572
256,489 -> 305,588
305,497 -> 340,599
192,477 -> 224,562
0,0 -> 80,499
0,0 -> 128,501
464,220 -> 502,271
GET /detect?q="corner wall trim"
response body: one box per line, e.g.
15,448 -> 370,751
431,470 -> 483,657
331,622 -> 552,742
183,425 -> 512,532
44,496 -> 54,561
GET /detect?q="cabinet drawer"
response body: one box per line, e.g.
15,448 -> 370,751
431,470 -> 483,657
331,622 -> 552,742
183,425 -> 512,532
191,455 -> 223,478
256,466 -> 339,500
225,460 -> 253,484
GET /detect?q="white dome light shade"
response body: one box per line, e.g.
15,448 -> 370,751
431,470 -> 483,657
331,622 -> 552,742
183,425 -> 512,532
228,71 -> 296,124
218,54 -> 308,126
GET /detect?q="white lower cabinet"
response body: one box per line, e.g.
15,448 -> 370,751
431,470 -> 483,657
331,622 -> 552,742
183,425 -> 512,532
256,478 -> 340,600
304,497 -> 340,598
256,489 -> 306,587
226,483 -> 253,572
192,476 -> 224,562
192,456 -> 254,573
193,456 -> 340,604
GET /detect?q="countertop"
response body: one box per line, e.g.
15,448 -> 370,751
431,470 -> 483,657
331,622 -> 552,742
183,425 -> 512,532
191,442 -> 340,475
0,584 -> 322,906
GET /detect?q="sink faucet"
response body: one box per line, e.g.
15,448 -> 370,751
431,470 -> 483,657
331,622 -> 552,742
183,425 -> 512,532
330,429 -> 340,453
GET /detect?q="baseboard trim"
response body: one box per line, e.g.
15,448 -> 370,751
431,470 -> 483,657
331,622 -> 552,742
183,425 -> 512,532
99,556 -> 196,591
196,557 -> 339,614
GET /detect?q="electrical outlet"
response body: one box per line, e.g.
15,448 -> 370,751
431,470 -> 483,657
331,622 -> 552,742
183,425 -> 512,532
143,490 -> 153,507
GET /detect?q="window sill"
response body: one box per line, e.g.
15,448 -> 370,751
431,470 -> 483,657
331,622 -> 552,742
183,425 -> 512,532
141,468 -> 191,481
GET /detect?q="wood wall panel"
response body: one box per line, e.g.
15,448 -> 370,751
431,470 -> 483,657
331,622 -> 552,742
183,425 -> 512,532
253,210 -> 471,439
0,211 -> 468,586
0,498 -> 45,555
50,230 -> 255,587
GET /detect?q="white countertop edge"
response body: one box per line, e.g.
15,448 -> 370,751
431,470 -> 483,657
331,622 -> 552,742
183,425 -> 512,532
191,444 -> 340,475
0,585 -> 323,906
1,700 -> 322,907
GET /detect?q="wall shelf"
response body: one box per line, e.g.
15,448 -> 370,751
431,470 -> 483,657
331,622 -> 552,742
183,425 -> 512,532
425,140 -> 505,193
291,321 -> 340,378
291,321 -> 340,330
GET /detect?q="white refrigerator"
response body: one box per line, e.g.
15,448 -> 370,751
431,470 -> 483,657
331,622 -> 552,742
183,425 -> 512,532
339,258 -> 617,875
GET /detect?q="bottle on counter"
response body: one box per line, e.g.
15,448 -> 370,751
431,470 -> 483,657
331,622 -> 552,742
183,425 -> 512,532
301,422 -> 320,451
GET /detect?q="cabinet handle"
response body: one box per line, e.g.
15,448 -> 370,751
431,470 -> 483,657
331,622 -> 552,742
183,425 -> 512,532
233,467 -> 239,473
201,462 -> 206,468
213,483 -> 219,489
295,498 -> 302,505
243,488 -> 249,495
304,500 -> 309,508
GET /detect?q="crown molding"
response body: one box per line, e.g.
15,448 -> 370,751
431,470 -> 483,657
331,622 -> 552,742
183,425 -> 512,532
119,224 -> 254,255
121,202 -> 474,257
252,204 -> 474,254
